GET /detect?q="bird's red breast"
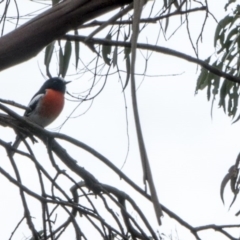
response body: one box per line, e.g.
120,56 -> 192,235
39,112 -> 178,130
38,89 -> 65,125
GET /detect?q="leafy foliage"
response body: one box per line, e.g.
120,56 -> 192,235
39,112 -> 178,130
196,3 -> 240,121
221,153 -> 240,212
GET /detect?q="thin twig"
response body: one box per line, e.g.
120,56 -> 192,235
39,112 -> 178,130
79,6 -> 207,28
0,98 -> 29,110
84,3 -> 133,41
8,216 -> 25,240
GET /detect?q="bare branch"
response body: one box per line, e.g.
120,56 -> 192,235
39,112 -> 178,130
61,34 -> 240,84
0,104 -> 239,239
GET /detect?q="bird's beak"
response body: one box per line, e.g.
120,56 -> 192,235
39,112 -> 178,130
64,81 -> 71,85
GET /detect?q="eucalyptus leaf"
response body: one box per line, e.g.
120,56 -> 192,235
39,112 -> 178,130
102,34 -> 112,65
225,0 -> 237,11
214,16 -> 234,47
59,44 -> 64,77
62,40 -> 72,78
112,46 -> 118,68
74,30 -> 80,69
123,47 -> 131,91
195,57 -> 211,92
44,41 -> 55,77
220,165 -> 238,204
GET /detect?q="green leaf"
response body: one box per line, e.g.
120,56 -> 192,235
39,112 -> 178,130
84,42 -> 98,55
220,165 -> 238,204
74,30 -> 80,69
164,4 -> 172,33
232,111 -> 240,123
231,85 -> 239,117
211,62 -> 222,96
212,79 -> 219,95
163,0 -> 167,8
223,54 -> 238,76
44,41 -> 55,77
44,41 -> 55,66
219,81 -> 227,112
229,13 -> 239,29
195,68 -> 208,91
59,44 -> 64,77
102,34 -> 112,65
124,46 -> 131,57
228,94 -> 233,116
225,27 -> 238,46
219,29 -> 226,46
206,76 -> 212,101
123,47 -> 131,91
225,0 -> 237,11
124,29 -> 131,41
62,41 -> 72,78
195,57 -> 211,92
112,46 -> 118,68
214,16 -> 234,47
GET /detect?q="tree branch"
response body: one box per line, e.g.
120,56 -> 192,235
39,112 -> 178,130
0,104 -> 239,239
0,0 -> 132,71
61,34 -> 240,84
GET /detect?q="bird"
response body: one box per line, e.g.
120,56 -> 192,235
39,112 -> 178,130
11,77 -> 70,154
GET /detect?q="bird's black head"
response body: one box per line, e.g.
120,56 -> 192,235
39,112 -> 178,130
40,77 -> 70,93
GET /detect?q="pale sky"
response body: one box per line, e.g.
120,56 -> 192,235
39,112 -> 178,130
0,1 -> 239,239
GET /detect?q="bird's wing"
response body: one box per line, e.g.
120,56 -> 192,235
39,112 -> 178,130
24,93 -> 44,117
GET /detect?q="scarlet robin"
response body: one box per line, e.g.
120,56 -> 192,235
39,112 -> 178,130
12,77 -> 70,152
